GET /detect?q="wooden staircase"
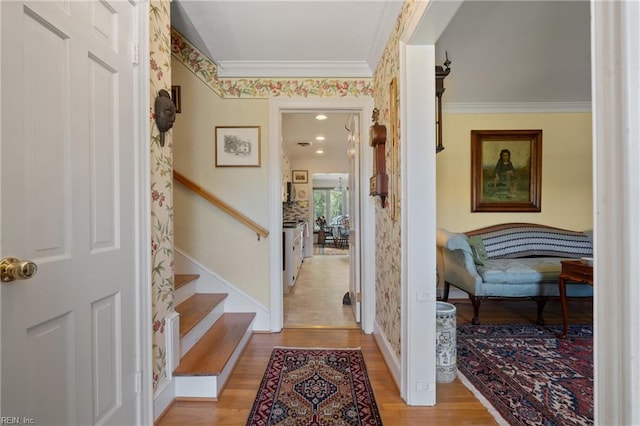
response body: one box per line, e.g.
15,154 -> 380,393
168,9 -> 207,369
173,274 -> 255,399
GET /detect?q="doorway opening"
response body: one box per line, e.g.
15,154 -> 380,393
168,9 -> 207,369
284,172 -> 356,328
280,111 -> 359,329
268,97 -> 375,333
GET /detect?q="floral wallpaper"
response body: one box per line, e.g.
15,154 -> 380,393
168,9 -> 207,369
150,0 -> 174,393
372,0 -> 419,359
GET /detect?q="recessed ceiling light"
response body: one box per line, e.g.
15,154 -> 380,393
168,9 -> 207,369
315,136 -> 325,141
316,150 -> 324,154
315,114 -> 328,120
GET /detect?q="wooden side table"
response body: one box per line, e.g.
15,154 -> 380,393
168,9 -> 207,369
558,260 -> 593,338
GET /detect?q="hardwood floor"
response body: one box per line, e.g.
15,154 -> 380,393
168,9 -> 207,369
284,247 -> 356,328
156,295 -> 593,425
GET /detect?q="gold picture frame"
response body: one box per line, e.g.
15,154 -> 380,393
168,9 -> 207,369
471,129 -> 542,212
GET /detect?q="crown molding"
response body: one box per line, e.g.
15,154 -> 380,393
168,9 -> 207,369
367,1 -> 405,70
444,101 -> 592,114
216,61 -> 373,78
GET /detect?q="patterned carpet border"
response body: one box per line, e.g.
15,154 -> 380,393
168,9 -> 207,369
247,347 -> 383,425
457,323 -> 594,426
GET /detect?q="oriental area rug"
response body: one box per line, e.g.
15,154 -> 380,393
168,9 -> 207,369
246,347 -> 383,425
457,323 -> 594,426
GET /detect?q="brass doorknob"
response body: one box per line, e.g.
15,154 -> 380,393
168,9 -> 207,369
1,257 -> 38,283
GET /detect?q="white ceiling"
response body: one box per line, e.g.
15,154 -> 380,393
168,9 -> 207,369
281,112 -> 353,165
170,0 -> 403,77
435,1 -> 591,106
171,0 -> 591,166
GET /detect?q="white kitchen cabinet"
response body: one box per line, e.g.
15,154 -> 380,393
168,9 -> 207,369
283,223 -> 305,291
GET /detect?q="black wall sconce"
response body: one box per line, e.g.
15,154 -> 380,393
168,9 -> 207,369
435,52 -> 451,153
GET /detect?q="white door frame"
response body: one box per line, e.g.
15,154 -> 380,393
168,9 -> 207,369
398,0 -> 463,405
591,1 -> 640,423
268,97 -> 375,333
135,2 -> 153,424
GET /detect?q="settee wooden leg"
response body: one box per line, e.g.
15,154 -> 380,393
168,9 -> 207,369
469,295 -> 483,325
442,281 -> 451,301
533,296 -> 549,325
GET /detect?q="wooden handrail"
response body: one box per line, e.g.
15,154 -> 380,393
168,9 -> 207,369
173,170 -> 269,240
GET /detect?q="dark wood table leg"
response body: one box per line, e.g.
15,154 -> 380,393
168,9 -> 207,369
558,275 -> 569,339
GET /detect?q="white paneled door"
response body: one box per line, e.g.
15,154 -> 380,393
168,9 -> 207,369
1,1 -> 140,424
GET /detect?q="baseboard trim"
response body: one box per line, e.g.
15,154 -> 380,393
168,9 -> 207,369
373,319 -> 401,391
153,377 -> 175,423
153,398 -> 175,426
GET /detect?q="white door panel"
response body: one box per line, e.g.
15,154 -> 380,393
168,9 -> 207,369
1,1 -> 139,424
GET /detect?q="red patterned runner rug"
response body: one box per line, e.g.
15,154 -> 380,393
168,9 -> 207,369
457,323 -> 593,426
246,347 -> 383,425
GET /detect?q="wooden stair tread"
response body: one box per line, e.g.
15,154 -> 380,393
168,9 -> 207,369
176,293 -> 228,337
174,274 -> 199,290
174,312 -> 256,376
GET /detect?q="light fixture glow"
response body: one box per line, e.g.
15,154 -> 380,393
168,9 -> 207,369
315,136 -> 325,141
315,114 -> 328,120
316,150 -> 324,154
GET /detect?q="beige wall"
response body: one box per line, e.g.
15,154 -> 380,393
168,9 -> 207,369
437,112 -> 593,232
172,60 -> 271,305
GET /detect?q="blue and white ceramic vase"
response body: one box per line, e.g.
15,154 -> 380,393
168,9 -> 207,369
436,301 -> 457,383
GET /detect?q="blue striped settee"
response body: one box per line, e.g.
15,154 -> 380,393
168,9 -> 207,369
436,223 -> 593,325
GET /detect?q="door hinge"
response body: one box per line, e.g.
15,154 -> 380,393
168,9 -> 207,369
356,292 -> 361,303
135,371 -> 142,394
132,44 -> 139,65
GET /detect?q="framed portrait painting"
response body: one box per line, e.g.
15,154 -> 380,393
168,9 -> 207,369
471,129 -> 542,212
215,126 -> 261,167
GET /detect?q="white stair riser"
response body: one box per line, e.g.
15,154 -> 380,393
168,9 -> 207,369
180,303 -> 225,357
174,321 -> 254,398
174,280 -> 196,306
174,376 -> 219,399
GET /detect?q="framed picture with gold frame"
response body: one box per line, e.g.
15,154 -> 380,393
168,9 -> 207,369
471,129 -> 542,212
